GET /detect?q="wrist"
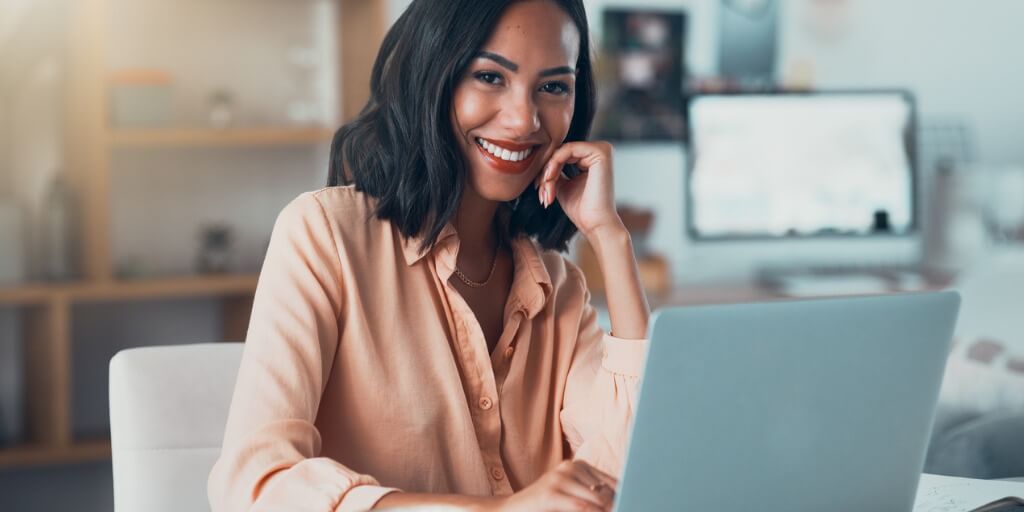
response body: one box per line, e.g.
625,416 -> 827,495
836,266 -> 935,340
467,495 -> 507,512
582,220 -> 630,251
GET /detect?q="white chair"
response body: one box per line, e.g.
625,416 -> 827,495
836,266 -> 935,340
109,342 -> 243,512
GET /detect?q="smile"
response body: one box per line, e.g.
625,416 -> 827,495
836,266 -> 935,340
476,137 -> 535,161
475,137 -> 540,174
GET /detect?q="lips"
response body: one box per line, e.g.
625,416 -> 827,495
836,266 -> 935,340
474,137 -> 541,175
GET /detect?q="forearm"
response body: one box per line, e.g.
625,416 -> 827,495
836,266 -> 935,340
374,491 -> 502,511
583,222 -> 650,340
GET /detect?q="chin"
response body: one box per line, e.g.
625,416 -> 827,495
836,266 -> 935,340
465,171 -> 535,204
469,181 -> 530,203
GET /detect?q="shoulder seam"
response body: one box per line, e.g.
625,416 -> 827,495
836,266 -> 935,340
308,192 -> 346,312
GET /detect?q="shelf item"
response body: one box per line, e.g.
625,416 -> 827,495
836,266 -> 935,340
108,126 -> 335,148
0,274 -> 259,305
0,439 -> 111,469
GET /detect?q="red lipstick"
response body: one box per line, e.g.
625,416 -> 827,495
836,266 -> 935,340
474,137 -> 540,175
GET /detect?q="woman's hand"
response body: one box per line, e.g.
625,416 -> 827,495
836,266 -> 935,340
487,460 -> 617,512
373,460 -> 616,512
537,140 -> 650,340
535,141 -> 622,238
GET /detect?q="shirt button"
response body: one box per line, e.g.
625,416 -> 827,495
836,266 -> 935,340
490,467 -> 505,481
504,346 -> 514,359
479,397 -> 493,410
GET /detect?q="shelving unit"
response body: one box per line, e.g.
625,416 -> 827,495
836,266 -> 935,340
0,0 -> 386,470
0,439 -> 112,469
0,274 -> 259,305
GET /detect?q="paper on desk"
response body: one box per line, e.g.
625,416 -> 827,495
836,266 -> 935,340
915,473 -> 1024,512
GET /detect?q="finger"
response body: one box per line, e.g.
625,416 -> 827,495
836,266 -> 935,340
578,463 -> 619,490
553,479 -> 609,510
544,141 -> 608,183
568,465 -> 615,508
537,159 -> 570,207
542,143 -> 605,206
550,493 -> 606,512
540,143 -> 588,191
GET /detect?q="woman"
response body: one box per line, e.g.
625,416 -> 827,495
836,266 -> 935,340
208,1 -> 650,511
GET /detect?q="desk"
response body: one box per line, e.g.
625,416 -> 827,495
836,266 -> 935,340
916,473 -> 1024,511
589,273 -> 952,330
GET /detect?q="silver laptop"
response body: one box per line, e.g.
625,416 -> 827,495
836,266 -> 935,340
615,291 -> 960,511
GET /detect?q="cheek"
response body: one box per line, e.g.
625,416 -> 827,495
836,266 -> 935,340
452,87 -> 495,135
540,102 -> 575,142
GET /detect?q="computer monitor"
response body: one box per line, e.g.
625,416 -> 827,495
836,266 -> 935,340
683,90 -> 921,275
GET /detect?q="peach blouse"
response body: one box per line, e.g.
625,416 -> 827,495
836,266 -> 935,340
207,186 -> 648,512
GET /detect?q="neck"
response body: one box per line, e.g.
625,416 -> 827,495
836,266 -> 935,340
454,187 -> 501,258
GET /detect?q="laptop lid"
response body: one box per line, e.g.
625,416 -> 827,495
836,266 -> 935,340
615,291 -> 960,511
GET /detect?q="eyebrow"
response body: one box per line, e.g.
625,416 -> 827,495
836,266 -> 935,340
476,51 -> 576,78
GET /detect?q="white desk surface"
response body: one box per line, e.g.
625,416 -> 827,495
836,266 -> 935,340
916,473 -> 1024,511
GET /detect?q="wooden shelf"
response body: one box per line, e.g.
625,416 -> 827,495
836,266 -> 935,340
0,274 -> 259,305
0,0 -> 386,479
108,126 -> 335,148
0,439 -> 111,469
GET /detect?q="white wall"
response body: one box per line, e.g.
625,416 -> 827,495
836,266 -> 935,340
778,0 -> 1024,166
108,0 -> 339,127
109,148 -> 326,276
0,98 -> 9,195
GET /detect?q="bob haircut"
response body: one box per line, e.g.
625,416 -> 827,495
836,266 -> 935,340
327,0 -> 595,253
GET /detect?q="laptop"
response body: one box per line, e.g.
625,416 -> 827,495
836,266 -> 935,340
615,291 -> 960,511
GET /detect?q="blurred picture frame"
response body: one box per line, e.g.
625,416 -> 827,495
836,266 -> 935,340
594,9 -> 688,142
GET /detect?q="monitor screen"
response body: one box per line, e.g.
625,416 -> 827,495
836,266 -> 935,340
686,91 -> 916,239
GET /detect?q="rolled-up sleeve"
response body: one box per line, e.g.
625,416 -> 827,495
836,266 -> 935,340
207,193 -> 399,512
559,280 -> 648,478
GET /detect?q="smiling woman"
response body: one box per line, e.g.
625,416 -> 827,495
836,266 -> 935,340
327,0 -> 595,253
208,1 -> 651,511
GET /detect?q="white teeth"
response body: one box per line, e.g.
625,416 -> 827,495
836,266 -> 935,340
477,137 -> 533,162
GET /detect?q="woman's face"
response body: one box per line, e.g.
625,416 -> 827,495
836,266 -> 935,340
452,0 -> 580,203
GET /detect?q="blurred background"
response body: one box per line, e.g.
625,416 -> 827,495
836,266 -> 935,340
2,0 -> 1024,509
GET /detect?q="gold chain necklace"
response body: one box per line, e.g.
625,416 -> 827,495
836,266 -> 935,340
453,248 -> 499,288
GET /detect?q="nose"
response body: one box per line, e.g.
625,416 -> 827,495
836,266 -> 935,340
500,89 -> 540,137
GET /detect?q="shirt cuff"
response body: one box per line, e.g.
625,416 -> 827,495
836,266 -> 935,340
601,333 -> 648,377
335,484 -> 401,512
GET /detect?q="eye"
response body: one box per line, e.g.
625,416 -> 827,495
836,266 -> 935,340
540,81 -> 571,96
473,71 -> 504,86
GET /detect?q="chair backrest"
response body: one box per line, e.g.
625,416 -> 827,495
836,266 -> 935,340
109,342 -> 243,512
